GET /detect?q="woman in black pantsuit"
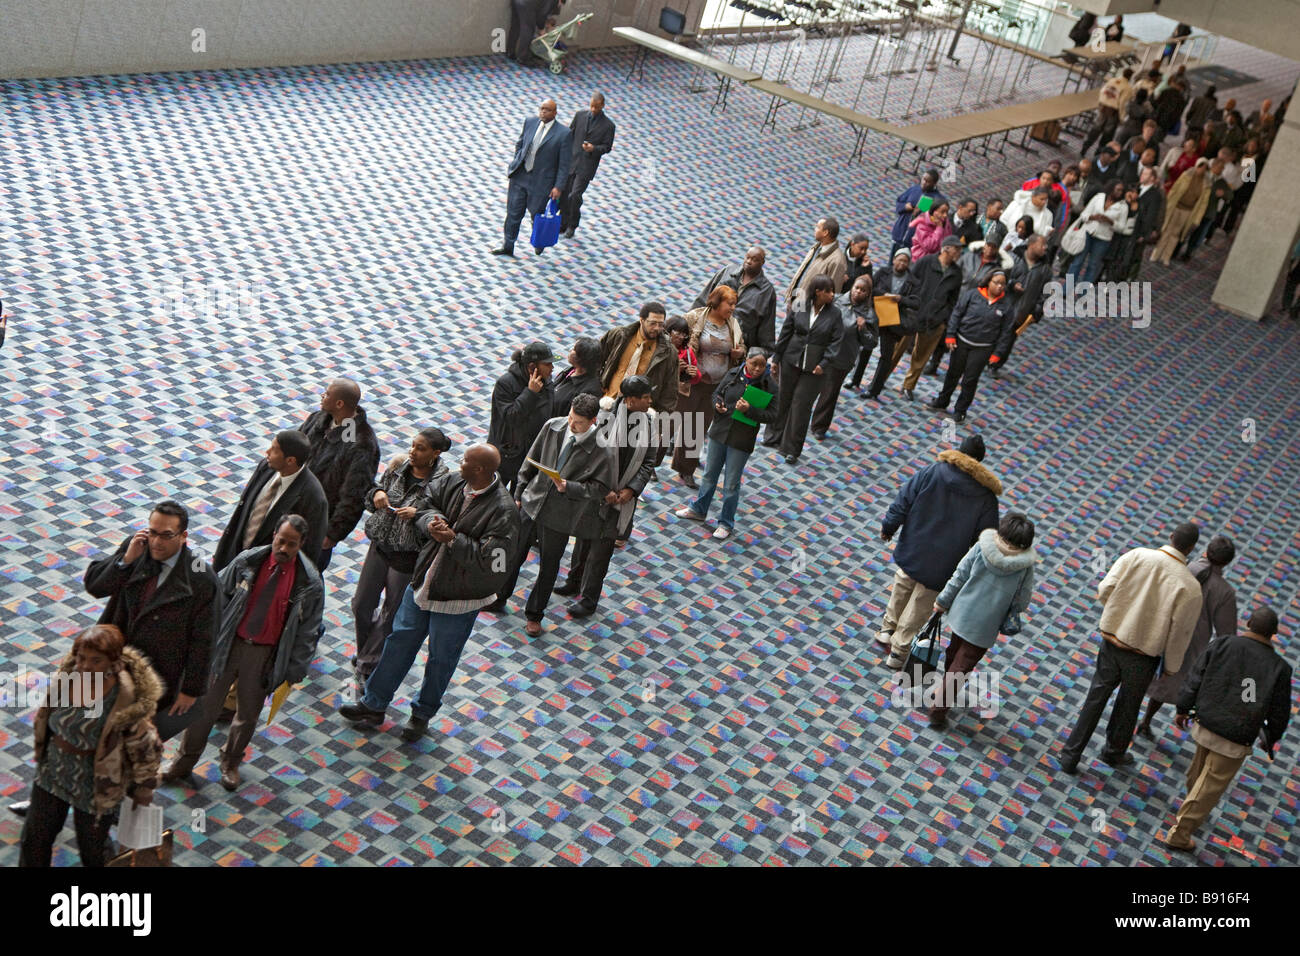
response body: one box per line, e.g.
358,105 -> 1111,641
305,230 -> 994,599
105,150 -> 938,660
761,276 -> 843,465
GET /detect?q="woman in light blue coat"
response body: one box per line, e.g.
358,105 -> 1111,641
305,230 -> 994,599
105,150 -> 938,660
928,513 -> 1037,728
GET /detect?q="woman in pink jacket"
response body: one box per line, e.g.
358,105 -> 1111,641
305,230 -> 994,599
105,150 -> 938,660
910,201 -> 952,261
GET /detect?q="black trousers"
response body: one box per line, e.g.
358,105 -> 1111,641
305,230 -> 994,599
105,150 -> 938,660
769,366 -> 823,459
1061,639 -> 1161,764
507,0 -> 541,61
810,363 -> 852,435
18,784 -> 113,868
934,341 -> 994,414
926,339 -> 947,372
846,336 -> 879,390
524,523 -> 584,622
865,327 -> 907,397
560,168 -> 595,233
497,511 -> 538,609
565,534 -> 618,608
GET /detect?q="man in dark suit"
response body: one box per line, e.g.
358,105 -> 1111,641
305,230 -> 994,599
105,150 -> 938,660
498,392 -> 616,636
213,430 -> 329,573
83,500 -> 219,741
559,92 -> 616,240
1126,165 -> 1166,280
492,99 -> 572,257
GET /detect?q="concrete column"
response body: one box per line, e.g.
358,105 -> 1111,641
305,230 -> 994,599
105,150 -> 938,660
1211,79 -> 1300,320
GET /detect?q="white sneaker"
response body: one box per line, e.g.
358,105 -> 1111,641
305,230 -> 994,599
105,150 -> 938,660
874,630 -> 893,647
712,526 -> 731,539
675,506 -> 705,521
885,652 -> 907,670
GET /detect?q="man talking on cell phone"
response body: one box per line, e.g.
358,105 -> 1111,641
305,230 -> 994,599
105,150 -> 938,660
559,92 -> 616,241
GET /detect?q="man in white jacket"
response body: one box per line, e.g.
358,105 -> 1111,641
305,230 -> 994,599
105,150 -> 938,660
1058,523 -> 1204,774
999,187 -> 1055,238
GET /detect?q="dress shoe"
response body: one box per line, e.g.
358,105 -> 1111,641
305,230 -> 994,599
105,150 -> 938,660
339,701 -> 386,726
560,228 -> 575,239
923,364 -> 940,376
990,367 -> 1003,380
400,716 -> 430,743
924,400 -> 946,412
567,599 -> 597,618
554,578 -> 581,597
533,245 -> 545,255
483,600 -> 508,614
1101,750 -> 1134,768
928,713 -> 948,729
219,765 -> 240,792
161,758 -> 198,785
524,619 -> 543,637
812,429 -> 827,441
784,455 -> 799,465
1058,758 -> 1079,775
8,800 -> 30,818
681,474 -> 698,489
490,247 -> 514,257
1164,833 -> 1196,853
860,391 -> 881,402
953,412 -> 966,424
899,388 -> 914,401
760,437 -> 780,448
1134,723 -> 1155,741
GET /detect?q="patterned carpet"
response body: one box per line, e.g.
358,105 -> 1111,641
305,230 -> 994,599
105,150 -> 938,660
1,31 -> 1298,867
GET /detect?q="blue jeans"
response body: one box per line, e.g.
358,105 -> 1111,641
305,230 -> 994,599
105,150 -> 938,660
690,439 -> 750,529
361,587 -> 480,720
1067,234 -> 1111,284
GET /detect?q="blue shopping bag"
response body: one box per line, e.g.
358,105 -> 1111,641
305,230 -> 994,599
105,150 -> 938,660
530,199 -> 563,251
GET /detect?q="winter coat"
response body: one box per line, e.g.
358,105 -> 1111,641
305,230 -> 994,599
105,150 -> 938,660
300,407 -> 381,545
897,253 -> 963,334
213,461 -> 329,572
937,529 -> 1036,649
598,322 -> 680,413
946,286 -> 1016,354
516,417 -> 618,538
707,364 -> 780,454
1000,190 -> 1055,237
1161,170 -> 1212,241
1146,557 -> 1237,702
1177,635 -> 1292,749
593,396 -> 665,537
489,355 -> 557,468
958,242 -> 1014,294
693,266 -> 778,352
826,292 -> 878,371
410,473 -> 520,603
552,367 -> 605,418
33,647 -> 163,816
882,450 -> 1002,590
786,242 -> 849,309
909,213 -> 953,260
1097,545 -> 1203,671
362,456 -> 449,563
83,540 -> 219,709
1076,191 -> 1129,241
211,547 -> 324,692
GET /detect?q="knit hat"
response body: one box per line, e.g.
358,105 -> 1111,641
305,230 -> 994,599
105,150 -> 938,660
959,434 -> 986,461
892,249 -> 912,262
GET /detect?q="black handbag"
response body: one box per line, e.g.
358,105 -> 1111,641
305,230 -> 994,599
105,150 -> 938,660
903,611 -> 944,680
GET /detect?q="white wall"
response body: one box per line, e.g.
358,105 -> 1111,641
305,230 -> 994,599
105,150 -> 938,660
0,0 -> 710,80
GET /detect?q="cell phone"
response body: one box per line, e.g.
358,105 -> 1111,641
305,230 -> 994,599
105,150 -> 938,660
386,506 -> 398,513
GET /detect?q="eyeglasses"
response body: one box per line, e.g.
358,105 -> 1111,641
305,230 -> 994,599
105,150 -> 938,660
146,529 -> 182,540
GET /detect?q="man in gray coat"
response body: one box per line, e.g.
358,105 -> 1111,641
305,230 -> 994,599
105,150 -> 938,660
162,515 -> 323,792
496,392 -> 617,634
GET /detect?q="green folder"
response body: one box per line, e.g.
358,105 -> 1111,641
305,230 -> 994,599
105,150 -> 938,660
916,194 -> 934,213
732,385 -> 773,427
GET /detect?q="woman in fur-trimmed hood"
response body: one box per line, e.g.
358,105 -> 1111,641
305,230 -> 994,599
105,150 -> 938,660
20,624 -> 163,867
928,513 -> 1038,729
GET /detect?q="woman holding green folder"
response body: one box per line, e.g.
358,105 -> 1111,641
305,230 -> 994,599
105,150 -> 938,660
674,348 -> 778,540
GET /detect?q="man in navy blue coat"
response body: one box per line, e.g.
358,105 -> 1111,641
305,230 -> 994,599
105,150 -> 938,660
877,434 -> 1001,668
492,99 -> 573,257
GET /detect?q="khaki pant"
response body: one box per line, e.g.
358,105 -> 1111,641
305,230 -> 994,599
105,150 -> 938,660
179,639 -> 275,771
1168,744 -> 1246,844
882,568 -> 939,657
893,327 -> 946,392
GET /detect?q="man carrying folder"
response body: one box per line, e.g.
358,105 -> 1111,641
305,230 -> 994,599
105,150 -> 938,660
676,348 -> 778,539
497,392 -> 616,635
